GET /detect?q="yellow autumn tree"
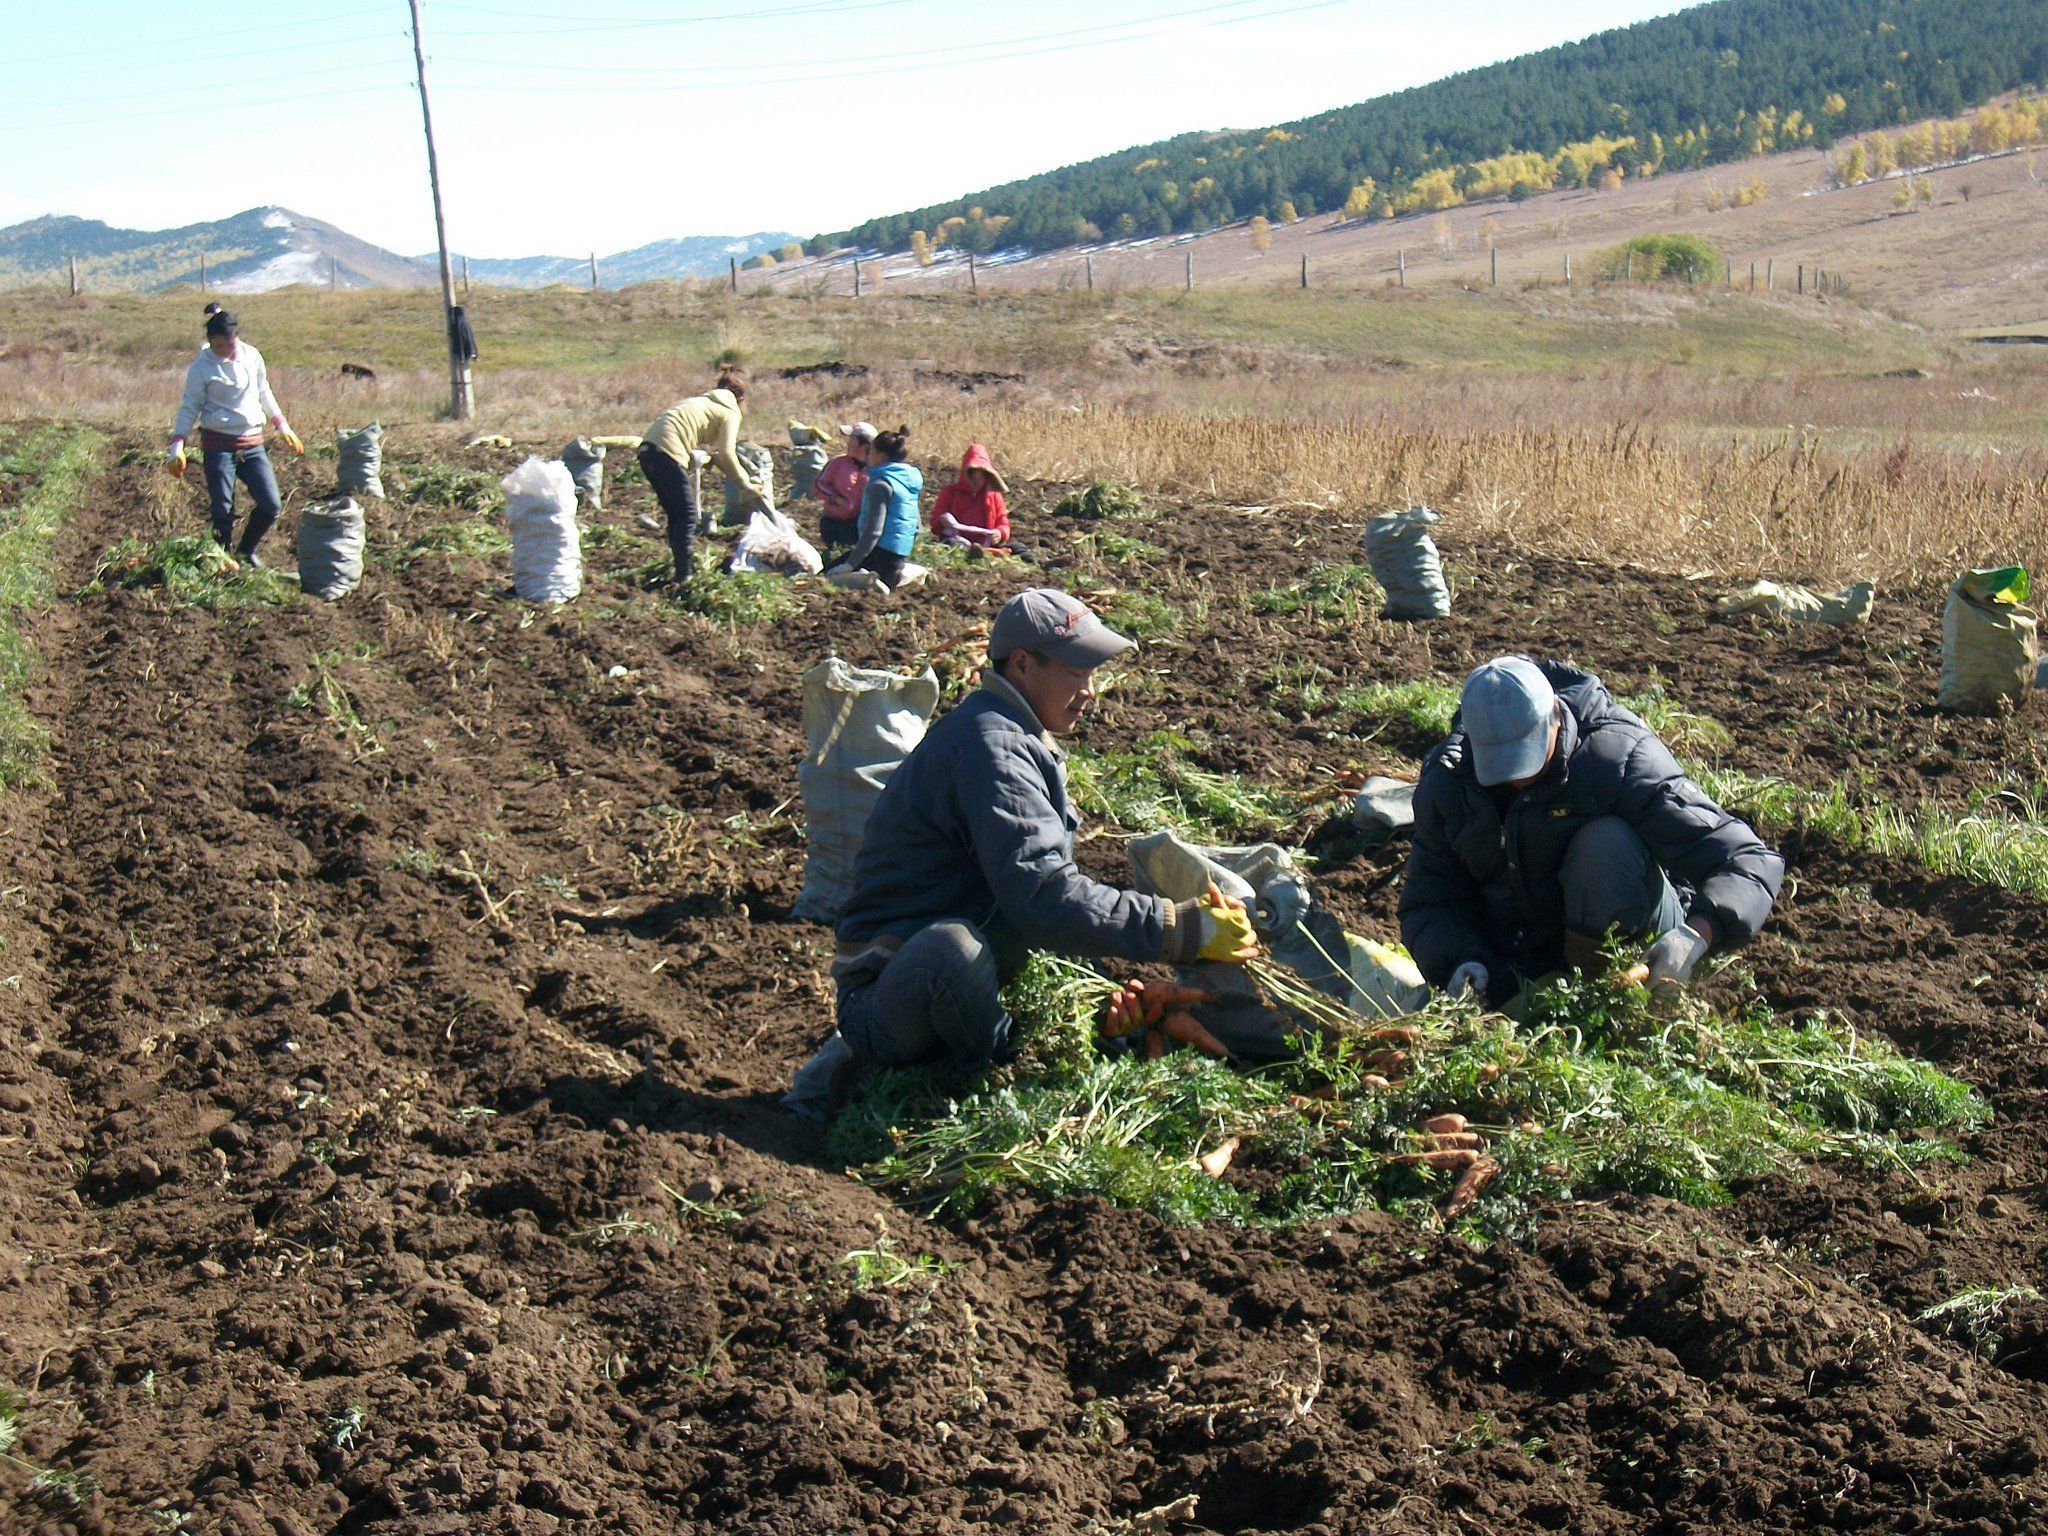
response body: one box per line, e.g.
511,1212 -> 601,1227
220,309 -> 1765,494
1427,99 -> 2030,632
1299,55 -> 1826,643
1276,200 -> 1298,223
909,230 -> 932,266
1248,215 -> 1272,252
1866,131 -> 1897,177
1343,180 -> 1377,217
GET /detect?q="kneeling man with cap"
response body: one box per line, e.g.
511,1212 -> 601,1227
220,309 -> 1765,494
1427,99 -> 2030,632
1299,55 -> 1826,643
1400,656 -> 1784,1007
788,589 -> 1259,1115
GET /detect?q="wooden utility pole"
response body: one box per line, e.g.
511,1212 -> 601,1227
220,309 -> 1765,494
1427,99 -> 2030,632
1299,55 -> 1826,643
1766,257 -> 1774,291
1489,243 -> 1497,286
1749,259 -> 1756,292
728,257 -> 737,293
408,0 -> 472,420
1797,263 -> 1805,295
852,258 -> 861,297
68,255 -> 78,296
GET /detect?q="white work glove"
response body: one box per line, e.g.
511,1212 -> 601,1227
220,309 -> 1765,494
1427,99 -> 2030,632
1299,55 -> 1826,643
1643,922 -> 1711,995
1446,961 -> 1489,1001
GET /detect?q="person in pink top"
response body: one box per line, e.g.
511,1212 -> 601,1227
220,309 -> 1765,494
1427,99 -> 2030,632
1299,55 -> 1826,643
811,421 -> 874,552
930,443 -> 1012,550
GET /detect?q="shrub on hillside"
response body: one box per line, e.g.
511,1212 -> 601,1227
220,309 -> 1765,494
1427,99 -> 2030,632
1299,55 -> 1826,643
1596,233 -> 1721,281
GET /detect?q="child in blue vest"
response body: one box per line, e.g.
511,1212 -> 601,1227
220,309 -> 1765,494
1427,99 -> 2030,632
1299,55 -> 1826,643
832,424 -> 921,589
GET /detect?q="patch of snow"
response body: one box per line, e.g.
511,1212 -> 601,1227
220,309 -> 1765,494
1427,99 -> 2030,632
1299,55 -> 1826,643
260,209 -> 292,230
215,250 -> 325,293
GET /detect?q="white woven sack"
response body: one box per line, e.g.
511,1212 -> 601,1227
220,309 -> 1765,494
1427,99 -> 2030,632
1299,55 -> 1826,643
1364,505 -> 1451,620
501,456 -> 582,603
791,659 -> 941,923
1939,575 -> 2038,713
297,495 -> 365,601
731,509 -> 823,576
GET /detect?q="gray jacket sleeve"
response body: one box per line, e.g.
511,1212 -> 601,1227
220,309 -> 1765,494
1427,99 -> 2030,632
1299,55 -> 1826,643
1398,770 -> 1507,993
967,742 -> 1174,963
1611,734 -> 1784,946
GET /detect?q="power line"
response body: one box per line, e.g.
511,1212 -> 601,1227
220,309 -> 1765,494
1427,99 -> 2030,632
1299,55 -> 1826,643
12,5 -> 396,66
0,81 -> 411,137
430,0 -> 904,34
36,58 -> 411,115
434,0 -> 1351,91
435,0 -> 1285,74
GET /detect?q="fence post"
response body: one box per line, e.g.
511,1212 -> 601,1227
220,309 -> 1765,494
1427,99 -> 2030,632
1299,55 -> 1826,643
969,252 -> 977,294
1724,256 -> 1731,287
1797,263 -> 1804,295
1564,252 -> 1572,288
853,258 -> 862,297
68,255 -> 78,296
1766,257 -> 1773,291
329,254 -> 337,290
1749,259 -> 1756,292
1489,243 -> 1497,286
462,255 -> 471,299
1185,250 -> 1193,291
589,253 -> 598,291
1086,255 -> 1094,291
1624,249 -> 1632,286
1398,249 -> 1405,287
729,257 -> 737,294
1300,252 -> 1308,290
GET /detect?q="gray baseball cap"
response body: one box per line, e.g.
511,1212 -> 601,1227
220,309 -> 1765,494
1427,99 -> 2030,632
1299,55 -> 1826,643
988,588 -> 1134,669
1461,656 -> 1558,786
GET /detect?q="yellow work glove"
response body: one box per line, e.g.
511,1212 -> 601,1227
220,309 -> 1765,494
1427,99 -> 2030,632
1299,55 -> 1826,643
167,440 -> 187,477
1193,880 -> 1260,964
276,422 -> 304,456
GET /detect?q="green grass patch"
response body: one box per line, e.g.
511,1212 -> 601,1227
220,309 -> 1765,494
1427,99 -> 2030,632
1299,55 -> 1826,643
1251,562 -> 1381,622
1698,768 -> 2048,903
1053,480 -> 1148,520
382,517 -> 513,569
1100,590 -> 1181,639
1332,678 -> 1462,738
1073,529 -> 1166,567
0,426 -> 100,787
1067,730 -> 1300,840
94,534 -> 298,612
839,955 -> 1986,1238
678,566 -> 805,625
393,461 -> 501,513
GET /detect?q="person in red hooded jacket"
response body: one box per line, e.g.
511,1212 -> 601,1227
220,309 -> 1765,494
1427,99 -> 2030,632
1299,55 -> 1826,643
930,443 -> 1012,551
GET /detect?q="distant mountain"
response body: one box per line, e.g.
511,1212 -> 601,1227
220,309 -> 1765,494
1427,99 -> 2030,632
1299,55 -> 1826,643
0,207 -> 433,292
450,232 -> 802,288
0,209 -> 804,292
836,0 -> 2048,252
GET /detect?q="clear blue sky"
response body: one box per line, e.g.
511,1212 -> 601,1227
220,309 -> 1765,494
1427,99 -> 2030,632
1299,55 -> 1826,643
8,0 -> 1692,257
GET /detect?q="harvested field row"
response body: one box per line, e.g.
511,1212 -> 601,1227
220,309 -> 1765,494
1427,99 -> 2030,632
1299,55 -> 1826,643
2,438 -> 2047,1534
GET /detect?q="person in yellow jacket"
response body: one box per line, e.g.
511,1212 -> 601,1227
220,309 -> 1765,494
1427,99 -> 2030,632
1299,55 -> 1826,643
636,364 -> 770,585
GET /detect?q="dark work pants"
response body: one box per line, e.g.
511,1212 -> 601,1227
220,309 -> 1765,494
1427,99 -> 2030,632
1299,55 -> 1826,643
637,443 -> 697,581
818,513 -> 859,550
1559,816 -> 1686,943
201,444 -> 282,554
854,546 -> 908,587
836,921 -> 1011,1072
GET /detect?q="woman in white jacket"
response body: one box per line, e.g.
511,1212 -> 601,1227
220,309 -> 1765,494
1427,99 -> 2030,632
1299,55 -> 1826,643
166,305 -> 302,567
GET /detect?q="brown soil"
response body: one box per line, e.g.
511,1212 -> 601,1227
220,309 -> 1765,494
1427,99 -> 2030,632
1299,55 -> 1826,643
4,442 -> 2047,1535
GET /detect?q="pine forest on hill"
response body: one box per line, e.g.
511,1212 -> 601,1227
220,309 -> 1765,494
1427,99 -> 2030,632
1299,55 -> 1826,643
829,0 -> 2048,254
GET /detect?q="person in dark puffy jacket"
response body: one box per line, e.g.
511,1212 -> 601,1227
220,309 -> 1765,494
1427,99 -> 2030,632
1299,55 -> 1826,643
1399,656 -> 1783,1007
783,589 -> 1259,1118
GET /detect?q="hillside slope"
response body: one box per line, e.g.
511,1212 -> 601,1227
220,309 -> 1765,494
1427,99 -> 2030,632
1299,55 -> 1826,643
835,0 -> 2048,252
0,207 -> 432,293
454,232 -> 801,289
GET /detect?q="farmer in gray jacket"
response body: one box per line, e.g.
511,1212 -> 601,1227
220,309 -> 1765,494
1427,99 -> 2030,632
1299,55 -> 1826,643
786,589 -> 1258,1117
1400,656 -> 1783,1008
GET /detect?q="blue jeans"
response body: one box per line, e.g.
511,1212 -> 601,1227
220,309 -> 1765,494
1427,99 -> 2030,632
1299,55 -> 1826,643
837,921 -> 1011,1072
1560,816 -> 1686,943
202,444 -> 282,553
